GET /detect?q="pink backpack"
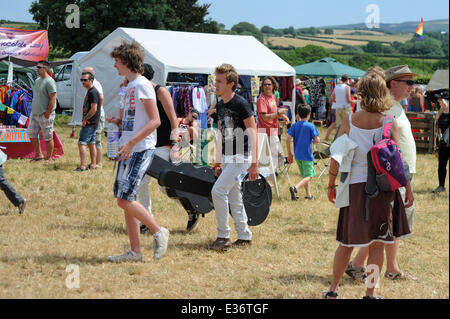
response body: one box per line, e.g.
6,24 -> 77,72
366,115 -> 409,197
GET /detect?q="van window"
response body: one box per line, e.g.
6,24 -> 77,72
55,65 -> 72,82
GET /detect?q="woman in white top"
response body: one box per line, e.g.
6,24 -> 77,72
323,67 -> 413,299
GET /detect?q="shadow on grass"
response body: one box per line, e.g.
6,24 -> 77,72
277,272 -> 362,288
286,225 -> 335,236
47,223 -> 128,235
0,254 -> 106,265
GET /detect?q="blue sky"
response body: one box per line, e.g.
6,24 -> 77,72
2,0 -> 449,29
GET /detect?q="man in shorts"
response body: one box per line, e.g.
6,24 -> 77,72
82,67 -> 105,169
28,61 -> 56,164
74,72 -> 101,171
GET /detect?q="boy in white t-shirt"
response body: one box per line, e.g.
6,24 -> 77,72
107,41 -> 169,262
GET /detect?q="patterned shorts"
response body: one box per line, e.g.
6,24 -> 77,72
28,113 -> 55,141
113,149 -> 155,202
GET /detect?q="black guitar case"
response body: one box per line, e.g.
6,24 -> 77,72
147,156 -> 271,226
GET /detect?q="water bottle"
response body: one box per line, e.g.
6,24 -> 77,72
170,142 -> 182,165
107,122 -> 120,159
259,166 -> 271,177
235,172 -> 248,182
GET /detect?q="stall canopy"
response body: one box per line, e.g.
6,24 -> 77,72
71,27 -> 296,125
294,57 -> 366,79
425,69 -> 449,91
0,61 -> 36,87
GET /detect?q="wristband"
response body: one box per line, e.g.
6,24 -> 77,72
327,185 -> 336,189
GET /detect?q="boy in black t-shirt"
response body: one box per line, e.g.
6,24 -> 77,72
209,64 -> 259,251
74,72 -> 101,171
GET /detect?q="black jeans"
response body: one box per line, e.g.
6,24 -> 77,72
438,141 -> 449,187
0,165 -> 24,207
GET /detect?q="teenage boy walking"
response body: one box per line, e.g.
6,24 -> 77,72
286,104 -> 320,200
209,63 -> 259,251
107,41 -> 169,262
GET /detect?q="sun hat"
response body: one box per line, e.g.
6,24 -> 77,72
385,65 -> 419,82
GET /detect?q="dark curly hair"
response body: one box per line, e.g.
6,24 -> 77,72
110,41 -> 144,74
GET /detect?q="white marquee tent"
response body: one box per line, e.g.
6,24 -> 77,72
70,27 -> 296,125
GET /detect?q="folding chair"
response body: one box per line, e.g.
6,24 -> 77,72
276,155 -> 291,183
313,141 -> 331,178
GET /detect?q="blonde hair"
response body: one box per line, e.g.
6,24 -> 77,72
357,67 -> 392,112
215,63 -> 239,91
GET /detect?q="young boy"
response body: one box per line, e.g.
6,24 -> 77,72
107,41 -> 169,262
286,104 -> 320,200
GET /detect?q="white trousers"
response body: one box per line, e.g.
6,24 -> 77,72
211,155 -> 252,240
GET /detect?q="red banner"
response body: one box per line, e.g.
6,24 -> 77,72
0,27 -> 49,62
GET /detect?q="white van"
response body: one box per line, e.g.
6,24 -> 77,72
54,51 -> 88,111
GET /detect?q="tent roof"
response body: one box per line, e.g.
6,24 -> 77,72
425,69 -> 449,91
294,57 -> 366,79
89,27 -> 295,77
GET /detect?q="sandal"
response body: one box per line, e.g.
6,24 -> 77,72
30,157 -> 44,162
345,262 -> 367,282
384,271 -> 417,281
289,186 -> 299,201
73,166 -> 87,172
304,196 -> 314,200
322,290 -> 338,299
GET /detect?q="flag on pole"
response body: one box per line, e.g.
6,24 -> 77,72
415,18 -> 423,40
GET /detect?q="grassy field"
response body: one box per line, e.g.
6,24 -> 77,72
266,29 -> 413,50
267,36 -> 342,49
0,121 -> 448,299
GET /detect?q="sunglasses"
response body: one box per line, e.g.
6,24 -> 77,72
80,79 -> 89,82
263,83 -> 273,86
36,66 -> 44,69
394,79 -> 415,86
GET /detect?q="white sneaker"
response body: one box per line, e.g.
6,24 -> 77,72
154,227 -> 169,260
107,250 -> 142,263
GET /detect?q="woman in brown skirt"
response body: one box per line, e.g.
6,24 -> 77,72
323,68 -> 414,299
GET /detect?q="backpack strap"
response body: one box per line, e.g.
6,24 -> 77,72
382,114 -> 394,139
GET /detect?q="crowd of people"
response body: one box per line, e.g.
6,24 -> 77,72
0,39 -> 448,298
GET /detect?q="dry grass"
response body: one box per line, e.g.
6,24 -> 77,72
0,123 -> 448,299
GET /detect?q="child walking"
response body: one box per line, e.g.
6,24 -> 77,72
286,104 -> 320,200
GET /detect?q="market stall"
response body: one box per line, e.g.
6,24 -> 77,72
0,27 -> 64,159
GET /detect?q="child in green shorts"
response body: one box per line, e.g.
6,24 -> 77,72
286,104 -> 320,200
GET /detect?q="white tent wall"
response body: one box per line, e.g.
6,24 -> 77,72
70,27 -> 296,126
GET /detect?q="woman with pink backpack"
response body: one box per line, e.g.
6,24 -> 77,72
322,67 -> 414,299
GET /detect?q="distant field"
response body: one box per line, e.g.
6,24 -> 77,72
0,23 -> 41,30
266,36 -> 343,49
267,29 -> 414,50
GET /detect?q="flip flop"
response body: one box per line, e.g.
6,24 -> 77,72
30,157 -> 44,162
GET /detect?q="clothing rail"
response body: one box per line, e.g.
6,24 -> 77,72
166,81 -> 200,86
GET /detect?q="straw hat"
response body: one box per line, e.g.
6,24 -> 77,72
295,78 -> 301,85
385,65 -> 419,82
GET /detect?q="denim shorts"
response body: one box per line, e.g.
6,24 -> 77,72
78,125 -> 97,145
113,149 -> 155,202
